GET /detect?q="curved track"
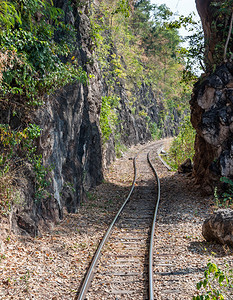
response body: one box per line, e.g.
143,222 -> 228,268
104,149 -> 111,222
76,142 -> 163,300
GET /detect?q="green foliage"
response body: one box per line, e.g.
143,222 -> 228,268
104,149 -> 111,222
203,0 -> 233,67
184,26 -> 205,73
149,122 -> 162,140
0,1 -> 21,30
100,95 -> 119,143
0,30 -> 87,106
166,115 -> 195,170
113,0 -> 130,18
0,123 -> 49,203
115,141 -> 127,158
215,177 -> 233,207
32,154 -> 50,201
220,177 -> 233,204
166,11 -> 205,74
193,262 -> 233,300
0,0 -> 87,106
100,97 -> 112,143
18,0 -> 63,34
0,123 -> 40,159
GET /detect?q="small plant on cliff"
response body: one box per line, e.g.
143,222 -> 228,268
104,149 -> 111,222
193,261 -> 233,300
115,140 -> 128,158
220,177 -> 233,207
100,95 -> 119,143
0,171 -> 15,215
166,115 -> 195,170
149,122 -> 162,140
0,123 -> 50,207
215,177 -> 233,208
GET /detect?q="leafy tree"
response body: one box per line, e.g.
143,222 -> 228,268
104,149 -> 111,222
196,0 -> 233,70
0,1 -> 21,30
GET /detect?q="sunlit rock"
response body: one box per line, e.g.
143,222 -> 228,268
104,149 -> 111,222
202,209 -> 233,246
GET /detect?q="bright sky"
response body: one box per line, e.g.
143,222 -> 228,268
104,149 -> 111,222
151,0 -> 198,17
151,0 -> 200,38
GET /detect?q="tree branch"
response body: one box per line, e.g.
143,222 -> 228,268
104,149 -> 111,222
224,11 -> 233,62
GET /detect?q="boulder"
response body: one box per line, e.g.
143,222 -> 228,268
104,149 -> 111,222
178,158 -> 193,173
202,209 -> 233,246
17,213 -> 37,237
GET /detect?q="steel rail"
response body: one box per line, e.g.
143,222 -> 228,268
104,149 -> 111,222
157,146 -> 172,171
76,157 -> 137,300
147,151 -> 161,300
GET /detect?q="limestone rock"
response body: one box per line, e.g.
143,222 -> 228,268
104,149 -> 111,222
17,213 -> 37,237
29,1 -> 104,220
202,209 -> 233,246
190,64 -> 233,190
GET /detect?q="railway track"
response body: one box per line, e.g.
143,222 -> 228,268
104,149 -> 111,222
76,142 -> 164,300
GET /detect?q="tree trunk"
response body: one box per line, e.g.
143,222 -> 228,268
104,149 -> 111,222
195,0 -> 233,70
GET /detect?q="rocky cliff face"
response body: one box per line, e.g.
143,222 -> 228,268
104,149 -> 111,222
9,0 -> 104,235
114,82 -> 152,146
103,80 -> 181,167
38,1 -> 104,208
190,64 -> 233,193
133,83 -> 181,138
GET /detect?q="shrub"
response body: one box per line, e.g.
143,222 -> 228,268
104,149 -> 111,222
214,177 -> 233,208
100,95 -> 119,143
0,124 -> 50,204
166,115 -> 195,170
193,262 -> 233,300
149,122 -> 162,140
